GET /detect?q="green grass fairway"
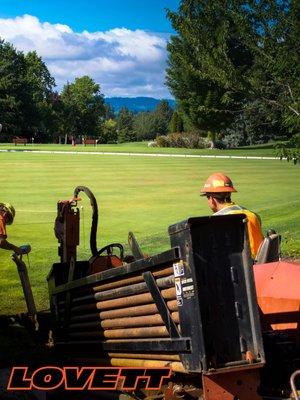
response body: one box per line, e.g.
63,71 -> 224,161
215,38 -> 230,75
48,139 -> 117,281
0,150 -> 299,314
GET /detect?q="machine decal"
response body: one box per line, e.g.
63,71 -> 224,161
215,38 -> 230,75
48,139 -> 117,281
182,284 -> 195,299
173,260 -> 185,277
175,277 -> 182,296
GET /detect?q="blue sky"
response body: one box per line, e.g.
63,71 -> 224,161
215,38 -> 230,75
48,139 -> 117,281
0,0 -> 180,98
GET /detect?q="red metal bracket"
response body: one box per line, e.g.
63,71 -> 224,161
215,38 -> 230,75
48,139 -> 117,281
202,369 -> 262,400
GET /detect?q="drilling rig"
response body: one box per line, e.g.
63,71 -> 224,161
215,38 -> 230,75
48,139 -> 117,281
43,186 -> 300,399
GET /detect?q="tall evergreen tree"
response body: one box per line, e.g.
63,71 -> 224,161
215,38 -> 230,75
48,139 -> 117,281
117,107 -> 135,142
153,100 -> 174,135
133,112 -> 157,141
103,103 -> 116,120
170,110 -> 184,133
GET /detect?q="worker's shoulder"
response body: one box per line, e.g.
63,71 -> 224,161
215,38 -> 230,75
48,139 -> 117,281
229,205 -> 262,224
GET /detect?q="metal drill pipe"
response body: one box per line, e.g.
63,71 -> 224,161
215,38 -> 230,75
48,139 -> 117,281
59,265 -> 175,301
109,358 -> 185,373
91,266 -> 174,292
69,325 -> 170,339
100,311 -> 180,329
70,287 -> 176,314
67,299 -> 178,322
72,274 -> 175,304
68,357 -> 185,373
68,312 -> 180,331
107,353 -> 180,361
99,300 -> 178,319
103,325 -> 169,339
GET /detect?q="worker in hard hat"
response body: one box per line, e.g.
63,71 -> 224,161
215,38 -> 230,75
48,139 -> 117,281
201,173 -> 264,258
0,203 -> 31,255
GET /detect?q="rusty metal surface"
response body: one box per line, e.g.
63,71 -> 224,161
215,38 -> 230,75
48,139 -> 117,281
68,325 -> 173,339
110,312 -> 177,329
202,369 -> 262,400
92,266 -> 174,292
71,287 -> 176,314
107,352 -> 180,361
164,382 -> 203,400
69,300 -> 178,322
72,274 -> 175,304
104,325 -> 170,338
68,357 -> 185,372
68,312 -> 179,331
109,358 -> 185,372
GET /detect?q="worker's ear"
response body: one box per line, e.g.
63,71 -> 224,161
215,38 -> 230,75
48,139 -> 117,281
210,197 -> 220,211
211,197 -> 217,207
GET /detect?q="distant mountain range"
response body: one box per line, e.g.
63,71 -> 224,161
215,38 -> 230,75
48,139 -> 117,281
104,97 -> 176,113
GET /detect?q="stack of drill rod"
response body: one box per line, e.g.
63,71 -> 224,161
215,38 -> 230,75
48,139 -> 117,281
57,265 -> 185,372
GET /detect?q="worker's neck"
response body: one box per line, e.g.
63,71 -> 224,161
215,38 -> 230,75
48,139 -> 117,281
216,201 -> 234,212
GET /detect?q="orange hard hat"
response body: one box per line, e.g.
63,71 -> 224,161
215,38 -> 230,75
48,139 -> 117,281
200,172 -> 237,195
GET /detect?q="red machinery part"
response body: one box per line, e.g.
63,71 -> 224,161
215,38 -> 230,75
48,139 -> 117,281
202,369 -> 262,400
254,260 -> 300,343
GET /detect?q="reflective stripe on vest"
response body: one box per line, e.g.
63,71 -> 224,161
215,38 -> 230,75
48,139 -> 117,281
213,204 -> 246,215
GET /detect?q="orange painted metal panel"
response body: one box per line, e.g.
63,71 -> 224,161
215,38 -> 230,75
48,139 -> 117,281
202,370 -> 262,400
254,261 -> 300,333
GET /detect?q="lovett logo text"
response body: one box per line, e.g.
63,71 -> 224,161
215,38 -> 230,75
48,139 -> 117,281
8,366 -> 172,391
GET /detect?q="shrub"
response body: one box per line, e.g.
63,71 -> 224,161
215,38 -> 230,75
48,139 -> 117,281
275,133 -> 300,164
222,132 -> 247,148
156,132 -> 211,149
156,135 -> 170,147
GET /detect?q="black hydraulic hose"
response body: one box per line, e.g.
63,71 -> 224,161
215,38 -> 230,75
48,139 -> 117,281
74,186 -> 98,257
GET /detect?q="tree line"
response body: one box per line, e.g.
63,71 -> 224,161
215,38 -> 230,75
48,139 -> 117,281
0,38 -> 173,144
166,0 -> 299,147
0,0 -> 299,148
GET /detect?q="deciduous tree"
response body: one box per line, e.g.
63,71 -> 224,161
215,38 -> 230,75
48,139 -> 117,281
166,0 -> 299,139
60,76 -> 105,139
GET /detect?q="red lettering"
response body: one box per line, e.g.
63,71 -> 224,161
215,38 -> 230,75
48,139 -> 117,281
7,366 -> 171,392
7,367 -> 32,390
88,368 -> 120,390
64,367 -> 94,390
31,367 -> 64,390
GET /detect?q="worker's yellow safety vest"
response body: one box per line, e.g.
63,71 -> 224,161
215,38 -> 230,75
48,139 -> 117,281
214,203 -> 264,258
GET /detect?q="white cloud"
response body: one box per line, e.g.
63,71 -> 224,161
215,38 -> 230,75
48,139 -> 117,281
0,14 -> 172,98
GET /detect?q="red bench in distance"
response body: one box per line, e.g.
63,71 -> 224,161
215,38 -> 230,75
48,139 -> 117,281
82,138 -> 97,146
13,137 -> 28,146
